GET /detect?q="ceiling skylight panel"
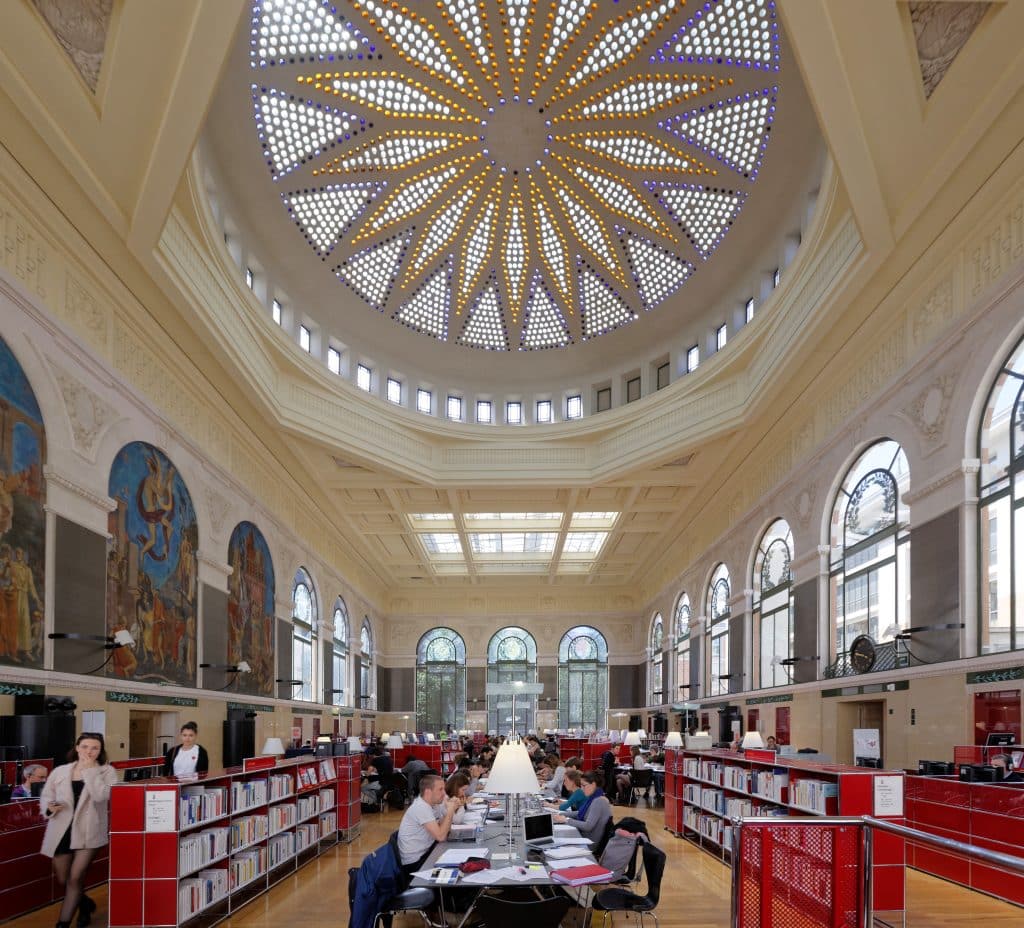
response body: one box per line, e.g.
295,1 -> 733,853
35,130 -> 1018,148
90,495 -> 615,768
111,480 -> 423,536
652,0 -> 779,71
393,260 -> 451,339
553,183 -> 620,281
650,183 -> 746,259
253,88 -> 363,179
459,197 -> 497,302
501,0 -> 534,92
420,532 -> 463,554
465,512 -> 561,520
283,183 -> 382,255
560,0 -> 680,92
317,132 -> 464,173
356,159 -> 473,240
411,513 -> 454,521
571,511 -> 619,522
620,230 -> 694,307
440,0 -> 500,86
533,188 -> 572,301
563,159 -> 666,234
350,0 -> 484,102
251,0 -> 370,67
504,184 -> 529,315
578,262 -> 636,338
411,181 -> 481,273
562,532 -> 608,553
309,72 -> 475,120
457,280 -> 509,351
660,88 -> 776,179
557,78 -> 711,121
520,275 -> 570,349
532,0 -> 598,95
469,533 -> 558,553
564,132 -> 706,174
333,230 -> 411,312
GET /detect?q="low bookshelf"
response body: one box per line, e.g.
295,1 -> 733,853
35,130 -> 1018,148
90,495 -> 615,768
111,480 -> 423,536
664,747 -> 905,912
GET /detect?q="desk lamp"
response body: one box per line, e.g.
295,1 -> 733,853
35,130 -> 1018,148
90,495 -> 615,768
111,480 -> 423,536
261,737 -> 285,756
484,738 -> 540,859
740,731 -> 765,751
663,732 -> 683,749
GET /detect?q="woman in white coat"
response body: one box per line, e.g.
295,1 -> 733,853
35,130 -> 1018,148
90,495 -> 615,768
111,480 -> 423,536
40,732 -> 117,928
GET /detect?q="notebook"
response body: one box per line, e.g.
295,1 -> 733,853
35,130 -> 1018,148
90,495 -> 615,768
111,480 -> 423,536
522,811 -> 556,847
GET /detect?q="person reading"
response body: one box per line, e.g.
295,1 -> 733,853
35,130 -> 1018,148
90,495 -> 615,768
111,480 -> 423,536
553,770 -> 612,840
396,773 -> 463,872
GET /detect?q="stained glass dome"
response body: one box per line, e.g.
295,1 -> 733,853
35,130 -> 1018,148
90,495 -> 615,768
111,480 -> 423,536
246,0 -> 781,352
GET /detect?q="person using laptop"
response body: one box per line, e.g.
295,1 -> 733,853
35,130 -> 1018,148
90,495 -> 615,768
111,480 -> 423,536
992,754 -> 1024,782
553,770 -> 612,840
555,769 -> 584,810
396,773 -> 463,872
445,772 -> 473,823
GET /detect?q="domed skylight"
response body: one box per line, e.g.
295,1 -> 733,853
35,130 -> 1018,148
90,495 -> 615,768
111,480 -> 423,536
250,0 -> 780,352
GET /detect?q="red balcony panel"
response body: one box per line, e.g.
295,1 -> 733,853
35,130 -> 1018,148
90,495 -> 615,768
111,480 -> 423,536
912,845 -> 966,885
971,784 -> 1024,817
970,860 -> 1024,906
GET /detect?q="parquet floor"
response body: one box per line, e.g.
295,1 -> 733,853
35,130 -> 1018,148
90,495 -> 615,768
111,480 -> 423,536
10,802 -> 1022,928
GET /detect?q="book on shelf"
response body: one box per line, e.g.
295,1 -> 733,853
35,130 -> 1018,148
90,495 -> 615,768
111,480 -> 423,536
550,863 -> 613,886
319,759 -> 335,781
233,779 -> 269,809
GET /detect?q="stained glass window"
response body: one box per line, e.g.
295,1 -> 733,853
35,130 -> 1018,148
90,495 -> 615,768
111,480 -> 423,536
360,619 -> 374,709
292,567 -> 317,702
675,594 -> 691,699
487,626 -> 537,734
332,597 -> 349,707
648,614 -> 664,706
707,564 -> 730,697
416,627 -> 466,732
753,519 -> 793,688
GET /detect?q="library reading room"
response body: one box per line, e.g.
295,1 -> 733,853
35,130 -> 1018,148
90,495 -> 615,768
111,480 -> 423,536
1,1 -> 1024,927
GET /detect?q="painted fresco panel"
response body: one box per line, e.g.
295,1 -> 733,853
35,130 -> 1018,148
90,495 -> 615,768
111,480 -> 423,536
227,520 -> 275,696
106,442 -> 197,685
0,337 -> 46,669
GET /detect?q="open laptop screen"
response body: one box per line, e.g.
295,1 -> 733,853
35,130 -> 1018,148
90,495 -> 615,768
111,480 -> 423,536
523,812 -> 554,844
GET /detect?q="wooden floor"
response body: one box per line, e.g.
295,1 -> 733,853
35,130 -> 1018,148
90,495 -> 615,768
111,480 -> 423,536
11,802 -> 1022,928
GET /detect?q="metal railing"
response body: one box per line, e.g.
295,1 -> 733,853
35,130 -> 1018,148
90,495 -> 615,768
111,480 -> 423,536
730,814 -> 1024,928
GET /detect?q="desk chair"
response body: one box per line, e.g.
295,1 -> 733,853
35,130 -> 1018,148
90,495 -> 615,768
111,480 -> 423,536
628,769 -> 653,805
475,893 -> 571,928
592,842 -> 666,928
374,832 -> 444,928
379,771 -> 409,811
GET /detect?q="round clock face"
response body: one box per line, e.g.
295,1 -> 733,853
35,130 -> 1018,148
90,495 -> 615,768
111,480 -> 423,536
849,635 -> 877,673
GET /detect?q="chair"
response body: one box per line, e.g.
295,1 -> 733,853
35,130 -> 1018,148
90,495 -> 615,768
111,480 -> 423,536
592,842 -> 666,928
371,832 -> 443,928
628,769 -> 653,805
475,893 -> 571,928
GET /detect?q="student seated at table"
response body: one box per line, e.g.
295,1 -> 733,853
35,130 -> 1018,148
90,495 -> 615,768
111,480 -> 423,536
361,746 -> 394,806
554,768 -> 584,810
992,754 -> 1024,783
614,746 -> 648,804
396,773 -> 463,872
445,772 -> 473,823
537,754 -> 565,795
553,771 -> 612,840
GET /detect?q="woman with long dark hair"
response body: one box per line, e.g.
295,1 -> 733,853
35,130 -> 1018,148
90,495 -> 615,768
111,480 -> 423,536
40,732 -> 117,928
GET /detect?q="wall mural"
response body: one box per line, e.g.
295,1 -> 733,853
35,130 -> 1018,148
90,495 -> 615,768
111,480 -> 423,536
227,520 -> 275,696
107,442 -> 197,685
0,337 -> 46,669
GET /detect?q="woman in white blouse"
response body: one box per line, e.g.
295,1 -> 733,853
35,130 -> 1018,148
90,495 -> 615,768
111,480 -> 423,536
163,721 -> 209,776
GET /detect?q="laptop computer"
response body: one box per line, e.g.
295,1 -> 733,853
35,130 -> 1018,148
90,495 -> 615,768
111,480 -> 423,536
523,812 -> 556,847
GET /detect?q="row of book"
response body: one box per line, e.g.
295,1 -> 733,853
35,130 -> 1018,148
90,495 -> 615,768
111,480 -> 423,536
232,779 -> 268,811
180,786 -> 228,826
230,814 -> 269,852
230,846 -> 267,890
750,769 -> 789,802
296,795 -> 319,822
790,778 -> 838,813
268,773 -> 294,801
295,824 -> 319,853
178,868 -> 228,921
179,826 -> 229,875
319,787 -> 335,811
319,759 -> 335,781
269,803 -> 297,835
723,766 -> 750,792
319,811 -> 337,837
296,766 -> 321,790
268,832 -> 295,868
699,760 -> 723,783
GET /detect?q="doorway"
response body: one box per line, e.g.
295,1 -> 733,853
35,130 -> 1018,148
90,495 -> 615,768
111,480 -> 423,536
835,700 -> 885,765
129,709 -> 180,759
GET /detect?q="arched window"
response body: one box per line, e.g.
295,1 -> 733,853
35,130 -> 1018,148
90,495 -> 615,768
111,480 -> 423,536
829,440 -> 910,660
979,336 -> 1024,653
707,564 -> 731,697
753,519 -> 794,688
416,627 -> 466,732
292,567 -> 318,702
487,627 -> 537,735
360,619 -> 374,709
558,626 -> 608,731
648,614 -> 664,706
331,597 -> 349,707
675,594 -> 692,700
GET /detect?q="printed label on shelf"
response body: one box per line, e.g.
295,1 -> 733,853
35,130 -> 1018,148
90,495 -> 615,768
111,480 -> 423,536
873,775 -> 904,817
145,790 -> 177,832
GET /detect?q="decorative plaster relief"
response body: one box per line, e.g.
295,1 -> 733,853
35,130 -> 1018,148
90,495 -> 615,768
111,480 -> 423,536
899,372 -> 959,456
820,331 -> 906,438
48,363 -> 118,461
64,274 -> 107,350
911,276 -> 954,351
204,485 -> 232,540
31,0 -> 112,93
968,200 -> 1024,299
907,2 -> 990,99
794,485 -> 817,531
0,198 -> 48,299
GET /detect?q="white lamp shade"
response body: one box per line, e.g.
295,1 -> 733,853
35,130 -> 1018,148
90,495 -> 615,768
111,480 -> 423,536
741,731 -> 765,750
346,736 -> 363,752
624,731 -> 642,747
664,732 -> 683,748
261,737 -> 285,756
379,732 -> 390,741
386,734 -> 404,749
485,741 -> 541,794
637,729 -> 647,740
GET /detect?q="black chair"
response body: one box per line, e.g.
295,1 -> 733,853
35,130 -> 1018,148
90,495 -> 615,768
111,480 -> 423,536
592,842 -> 666,928
628,769 -> 653,805
373,832 -> 442,928
475,892 -> 571,928
592,815 -> 616,860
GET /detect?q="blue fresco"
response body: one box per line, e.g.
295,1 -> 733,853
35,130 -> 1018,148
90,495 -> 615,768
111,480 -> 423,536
106,442 -> 198,685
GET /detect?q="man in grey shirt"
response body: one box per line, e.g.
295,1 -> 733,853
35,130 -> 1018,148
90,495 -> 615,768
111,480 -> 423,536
396,774 -> 462,870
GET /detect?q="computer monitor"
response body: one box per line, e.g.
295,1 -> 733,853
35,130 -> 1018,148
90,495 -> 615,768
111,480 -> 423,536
985,732 -> 1015,747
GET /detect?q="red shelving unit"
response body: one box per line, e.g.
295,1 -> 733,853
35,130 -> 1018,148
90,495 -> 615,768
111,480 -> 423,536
906,773 -> 1024,907
108,755 -> 344,928
665,747 -> 905,913
336,754 -> 361,843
